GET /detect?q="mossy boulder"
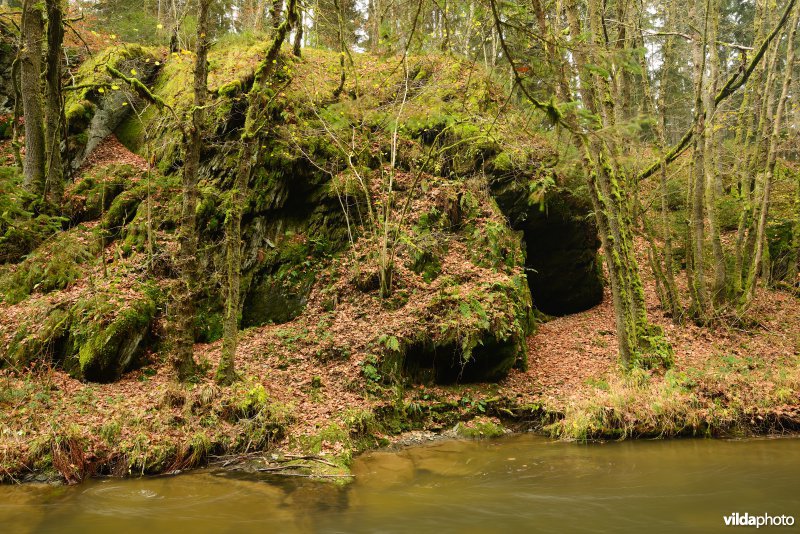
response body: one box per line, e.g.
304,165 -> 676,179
62,44 -> 160,169
0,227 -> 94,304
1,286 -> 158,383
64,163 -> 140,223
392,275 -> 534,385
73,296 -> 156,382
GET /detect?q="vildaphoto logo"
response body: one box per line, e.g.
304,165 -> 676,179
723,513 -> 795,528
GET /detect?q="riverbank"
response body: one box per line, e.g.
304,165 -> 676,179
2,266 -> 798,484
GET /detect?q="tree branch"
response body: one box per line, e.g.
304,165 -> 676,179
636,0 -> 797,182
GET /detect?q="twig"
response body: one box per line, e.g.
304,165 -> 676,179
256,464 -> 306,472
280,454 -> 339,468
266,473 -> 354,478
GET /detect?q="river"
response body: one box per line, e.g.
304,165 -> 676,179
2,435 -> 798,533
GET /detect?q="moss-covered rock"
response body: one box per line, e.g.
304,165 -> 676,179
0,227 -> 94,304
43,44 -> 601,388
73,295 -> 156,382
1,282 -> 159,383
64,163 -> 140,223
103,182 -> 148,237
63,44 -> 160,169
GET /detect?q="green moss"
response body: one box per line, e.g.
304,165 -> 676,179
64,44 -> 160,110
634,323 -> 674,370
114,115 -> 145,153
0,168 -> 65,263
65,100 -> 96,134
455,417 -> 507,439
217,79 -> 242,97
0,228 -> 94,304
103,183 -> 148,237
74,295 -> 156,382
492,151 -> 514,172
67,164 -> 139,222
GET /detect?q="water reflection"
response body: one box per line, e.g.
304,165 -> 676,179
1,436 -> 798,533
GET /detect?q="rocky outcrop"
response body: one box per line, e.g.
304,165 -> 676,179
2,45 -> 603,384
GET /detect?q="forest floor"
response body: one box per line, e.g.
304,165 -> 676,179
2,246 -> 799,484
2,137 -> 800,485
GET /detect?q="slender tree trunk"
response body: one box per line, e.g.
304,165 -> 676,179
20,0 -> 46,196
173,0 -> 212,381
733,0 -> 768,298
218,0 -> 298,385
702,0 -> 726,309
687,0 -> 710,321
44,0 -> 64,206
292,4 -> 303,56
740,2 -> 799,311
635,0 -> 682,318
563,0 -> 664,368
739,7 -> 782,296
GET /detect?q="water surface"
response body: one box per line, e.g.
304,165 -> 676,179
2,435 -> 799,533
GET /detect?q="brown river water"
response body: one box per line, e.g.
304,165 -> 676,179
1,435 -> 799,533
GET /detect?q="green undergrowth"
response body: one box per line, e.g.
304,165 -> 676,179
0,226 -> 96,304
549,354 -> 800,441
455,416 -> 508,438
0,167 -> 66,264
2,280 -> 160,382
64,163 -> 143,222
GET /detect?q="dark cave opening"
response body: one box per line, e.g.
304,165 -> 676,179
402,336 -> 519,385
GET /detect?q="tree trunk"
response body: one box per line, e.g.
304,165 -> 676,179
740,2 -> 799,311
217,0 -> 298,385
44,0 -> 65,206
20,0 -> 46,196
172,0 -> 212,381
732,0 -> 768,299
293,4 -> 303,56
687,0 -> 710,321
702,0 -> 726,308
635,0 -> 682,319
562,0 -> 667,368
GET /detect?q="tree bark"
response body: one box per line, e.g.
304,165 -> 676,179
702,0 -> 726,308
44,0 -> 65,206
687,0 -> 710,321
218,0 -> 298,385
172,0 -> 212,381
20,0 -> 46,196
